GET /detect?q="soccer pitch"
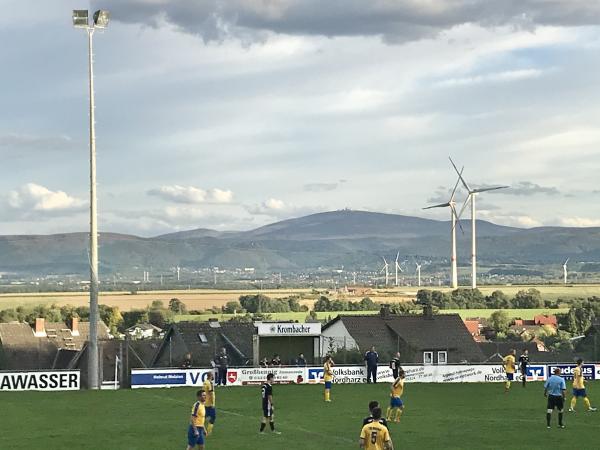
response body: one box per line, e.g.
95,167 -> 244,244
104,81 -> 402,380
1,383 -> 599,449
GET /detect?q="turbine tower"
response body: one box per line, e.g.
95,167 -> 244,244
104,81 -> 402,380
394,252 -> 403,286
563,258 -> 569,284
450,157 -> 509,289
423,169 -> 464,289
380,257 -> 390,286
416,262 -> 422,287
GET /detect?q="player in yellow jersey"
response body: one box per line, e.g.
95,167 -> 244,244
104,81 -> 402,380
503,349 -> 516,392
360,407 -> 393,450
569,359 -> 597,412
187,390 -> 207,450
387,369 -> 405,423
324,355 -> 334,402
203,372 -> 216,435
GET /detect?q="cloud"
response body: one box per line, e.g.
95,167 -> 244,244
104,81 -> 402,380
245,198 -> 326,218
95,0 -> 600,44
558,216 -> 600,227
491,181 -> 559,196
435,68 -> 546,87
147,185 -> 233,204
304,182 -> 339,192
0,133 -> 79,156
0,183 -> 86,221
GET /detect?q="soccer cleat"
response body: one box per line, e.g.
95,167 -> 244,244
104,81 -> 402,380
547,426 -> 551,429
589,407 -> 597,412
568,408 -> 575,412
559,425 -> 565,429
273,431 -> 282,435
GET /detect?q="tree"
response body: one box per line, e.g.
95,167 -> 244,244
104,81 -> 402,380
416,289 -> 433,305
150,300 -> 165,310
358,297 -> 377,311
488,310 -> 510,333
122,310 -> 150,329
222,301 -> 244,314
513,289 -> 543,308
313,296 -> 331,312
168,298 -> 187,315
487,290 -> 511,309
98,305 -> 123,334
0,309 -> 18,323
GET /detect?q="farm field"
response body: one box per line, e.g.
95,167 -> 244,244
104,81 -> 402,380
0,284 -> 598,312
175,308 -> 569,323
1,382 -> 599,449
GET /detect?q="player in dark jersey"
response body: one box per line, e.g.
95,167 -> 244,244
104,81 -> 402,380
362,400 -> 389,428
259,373 -> 281,435
518,350 -> 529,387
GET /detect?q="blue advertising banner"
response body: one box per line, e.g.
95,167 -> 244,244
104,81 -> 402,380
131,369 -> 213,388
547,364 -> 595,381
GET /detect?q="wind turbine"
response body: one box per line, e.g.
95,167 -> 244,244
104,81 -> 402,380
450,157 -> 509,289
563,258 -> 569,284
416,262 -> 422,287
380,257 -> 390,286
423,169 -> 464,289
394,252 -> 403,286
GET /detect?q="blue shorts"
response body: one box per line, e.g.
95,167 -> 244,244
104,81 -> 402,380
506,373 -> 514,381
390,397 -> 403,408
187,425 -> 205,447
325,381 -> 332,389
573,388 -> 587,398
205,406 -> 216,423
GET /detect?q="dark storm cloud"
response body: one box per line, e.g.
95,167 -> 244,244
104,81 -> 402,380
93,0 -> 600,43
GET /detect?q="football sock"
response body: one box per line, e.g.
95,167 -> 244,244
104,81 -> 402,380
505,381 -> 511,390
570,397 -> 577,410
546,413 -> 551,426
558,412 -> 563,426
260,423 -> 266,432
386,407 -> 392,420
395,409 -> 402,421
270,422 -> 275,431
584,398 -> 591,409
324,391 -> 330,401
206,423 -> 213,435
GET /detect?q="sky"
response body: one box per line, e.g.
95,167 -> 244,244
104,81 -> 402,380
1,1 -> 600,236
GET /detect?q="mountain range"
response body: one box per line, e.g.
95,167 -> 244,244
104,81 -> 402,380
2,210 -> 600,275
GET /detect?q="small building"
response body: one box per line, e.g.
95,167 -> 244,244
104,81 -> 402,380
321,306 -> 485,364
126,323 -> 163,340
463,318 -> 487,342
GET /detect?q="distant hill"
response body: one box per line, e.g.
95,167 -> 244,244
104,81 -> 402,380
1,209 -> 600,274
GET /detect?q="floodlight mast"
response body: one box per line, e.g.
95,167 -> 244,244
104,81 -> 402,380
73,9 -> 109,390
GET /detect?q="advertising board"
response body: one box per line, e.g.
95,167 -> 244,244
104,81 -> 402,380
131,368 -> 213,389
0,370 -> 80,391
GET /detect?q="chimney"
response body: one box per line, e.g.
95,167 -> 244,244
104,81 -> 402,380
34,318 -> 47,337
70,317 -> 80,336
423,304 -> 434,319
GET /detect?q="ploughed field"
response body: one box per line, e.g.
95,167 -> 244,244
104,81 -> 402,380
1,382 -> 598,449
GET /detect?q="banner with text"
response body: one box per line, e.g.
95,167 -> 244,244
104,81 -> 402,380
0,370 -> 80,391
131,368 -> 213,389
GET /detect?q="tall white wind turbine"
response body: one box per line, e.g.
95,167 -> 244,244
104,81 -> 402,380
380,257 -> 390,286
394,252 -> 403,286
423,170 -> 464,289
416,262 -> 422,287
563,258 -> 569,284
450,157 -> 509,289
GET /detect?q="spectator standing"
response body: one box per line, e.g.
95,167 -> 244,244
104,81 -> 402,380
271,354 -> 282,367
214,347 -> 229,386
296,353 -> 307,366
389,352 -> 401,379
259,357 -> 269,368
364,346 -> 379,384
181,352 -> 192,369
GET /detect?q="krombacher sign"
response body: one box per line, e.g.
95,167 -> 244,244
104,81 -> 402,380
257,322 -> 321,336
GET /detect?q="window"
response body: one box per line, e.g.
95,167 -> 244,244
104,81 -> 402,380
198,333 -> 208,344
423,351 -> 433,365
438,351 -> 447,365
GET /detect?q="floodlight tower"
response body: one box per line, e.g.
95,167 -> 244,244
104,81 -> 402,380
73,9 -> 110,390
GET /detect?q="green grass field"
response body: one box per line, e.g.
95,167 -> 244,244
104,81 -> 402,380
1,382 -> 599,449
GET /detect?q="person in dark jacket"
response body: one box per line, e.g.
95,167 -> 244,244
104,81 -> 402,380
389,352 -> 402,379
296,353 -> 307,366
364,346 -> 379,383
181,353 -> 192,369
518,349 -> 529,387
214,348 -> 229,386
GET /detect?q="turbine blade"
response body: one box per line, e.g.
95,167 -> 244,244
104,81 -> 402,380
449,157 -> 471,192
451,204 -> 465,235
423,202 -> 450,210
449,166 -> 464,201
456,195 -> 470,221
395,251 -> 399,263
472,185 -> 509,193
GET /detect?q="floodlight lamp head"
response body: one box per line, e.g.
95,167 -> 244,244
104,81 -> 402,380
93,10 -> 110,28
72,10 -> 89,28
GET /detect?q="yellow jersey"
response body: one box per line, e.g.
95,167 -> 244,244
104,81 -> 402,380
503,355 -> 515,374
573,366 -> 585,389
360,421 -> 391,450
203,379 -> 215,407
324,362 -> 334,382
191,401 -> 206,428
391,378 -> 404,398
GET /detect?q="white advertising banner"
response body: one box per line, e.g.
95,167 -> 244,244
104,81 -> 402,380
257,322 -> 321,336
377,365 -> 506,383
226,367 -> 305,385
0,370 -> 80,391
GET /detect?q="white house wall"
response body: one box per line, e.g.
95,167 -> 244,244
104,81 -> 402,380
320,320 -> 358,355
